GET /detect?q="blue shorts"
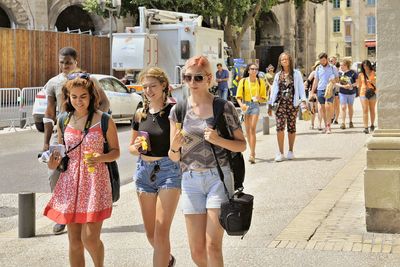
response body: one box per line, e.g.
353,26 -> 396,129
180,166 -> 234,214
244,101 -> 260,115
134,157 -> 181,193
317,90 -> 334,104
339,93 -> 356,105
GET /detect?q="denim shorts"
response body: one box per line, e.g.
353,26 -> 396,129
134,157 -> 181,193
180,166 -> 234,214
317,90 -> 334,104
339,93 -> 356,105
244,101 -> 260,115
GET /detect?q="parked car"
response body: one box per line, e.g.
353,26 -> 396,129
32,74 -> 143,132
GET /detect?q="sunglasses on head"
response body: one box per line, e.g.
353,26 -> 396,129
149,163 -> 160,182
183,74 -> 205,82
67,72 -> 90,80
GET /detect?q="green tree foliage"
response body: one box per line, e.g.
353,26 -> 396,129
83,0 -> 326,57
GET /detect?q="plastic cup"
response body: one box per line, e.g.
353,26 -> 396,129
84,151 -> 95,173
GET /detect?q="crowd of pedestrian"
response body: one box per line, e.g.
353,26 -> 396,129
41,46 -> 377,267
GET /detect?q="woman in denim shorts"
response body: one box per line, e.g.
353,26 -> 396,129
169,56 -> 246,267
235,63 -> 267,163
358,60 -> 377,134
129,67 -> 181,267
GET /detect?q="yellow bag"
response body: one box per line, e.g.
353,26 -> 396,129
302,110 -> 312,121
324,81 -> 334,99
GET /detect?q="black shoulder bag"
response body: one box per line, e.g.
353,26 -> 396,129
209,98 -> 254,238
100,112 -> 120,203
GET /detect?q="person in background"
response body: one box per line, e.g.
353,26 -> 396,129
358,60 -> 377,134
330,56 -> 341,125
169,55 -> 246,267
44,72 -> 120,267
265,64 -> 275,87
236,63 -> 267,164
129,67 -> 181,267
268,52 -> 307,162
230,64 -> 241,98
42,47 -> 110,235
310,52 -> 339,134
336,59 -> 358,130
215,63 -> 230,100
304,61 -> 320,130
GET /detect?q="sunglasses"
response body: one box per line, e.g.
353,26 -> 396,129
67,72 -> 90,80
149,163 -> 160,182
250,68 -> 258,71
183,74 -> 205,82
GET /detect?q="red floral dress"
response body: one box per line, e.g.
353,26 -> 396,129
44,123 -> 112,224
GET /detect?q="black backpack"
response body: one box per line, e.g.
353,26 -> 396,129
175,97 -> 245,190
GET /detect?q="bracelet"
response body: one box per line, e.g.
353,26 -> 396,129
170,148 -> 180,153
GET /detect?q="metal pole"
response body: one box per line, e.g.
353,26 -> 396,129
18,192 -> 35,238
109,9 -> 113,76
263,116 -> 270,135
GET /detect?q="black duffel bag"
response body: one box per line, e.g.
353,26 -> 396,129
219,191 -> 254,238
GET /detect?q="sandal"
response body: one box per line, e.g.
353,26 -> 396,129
168,255 -> 176,267
340,123 -> 346,130
249,156 -> 255,164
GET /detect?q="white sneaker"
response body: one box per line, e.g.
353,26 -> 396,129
275,153 -> 285,162
287,151 -> 295,160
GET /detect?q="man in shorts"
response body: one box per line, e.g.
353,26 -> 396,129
311,52 -> 339,134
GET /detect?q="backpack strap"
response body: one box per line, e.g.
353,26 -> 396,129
101,112 -> 110,140
58,112 -> 71,145
175,99 -> 188,125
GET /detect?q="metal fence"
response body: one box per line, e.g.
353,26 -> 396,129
0,87 -> 43,131
0,88 -> 21,130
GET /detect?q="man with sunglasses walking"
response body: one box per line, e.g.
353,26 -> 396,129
215,63 -> 230,100
42,47 -> 109,235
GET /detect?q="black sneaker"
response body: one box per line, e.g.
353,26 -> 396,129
53,224 -> 66,235
168,255 -> 176,267
333,120 -> 339,125
363,128 -> 369,134
370,125 -> 375,132
349,122 -> 354,128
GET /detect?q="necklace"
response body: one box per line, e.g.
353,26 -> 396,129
73,113 -> 88,123
150,112 -> 160,122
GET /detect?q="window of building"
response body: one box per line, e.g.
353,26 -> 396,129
367,0 -> 376,6
333,0 -> 340,8
367,16 -> 376,34
333,17 -> 341,33
346,0 -> 351,8
345,45 -> 352,57
367,47 -> 376,58
345,24 -> 351,36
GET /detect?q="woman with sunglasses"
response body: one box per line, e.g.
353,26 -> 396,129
129,67 -> 181,267
169,56 -> 246,267
44,72 -> 120,267
268,52 -> 307,162
235,63 -> 267,164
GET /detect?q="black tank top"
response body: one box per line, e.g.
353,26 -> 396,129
131,104 -> 173,157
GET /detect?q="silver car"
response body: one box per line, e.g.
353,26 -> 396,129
32,74 -> 143,132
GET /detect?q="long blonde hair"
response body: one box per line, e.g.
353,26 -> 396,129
137,67 -> 170,121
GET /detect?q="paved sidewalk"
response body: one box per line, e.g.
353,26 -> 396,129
1,101 -> 400,266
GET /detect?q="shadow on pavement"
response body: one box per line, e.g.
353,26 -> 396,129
102,224 -> 145,234
292,157 -> 341,162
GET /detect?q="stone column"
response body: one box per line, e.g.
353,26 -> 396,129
364,0 -> 400,233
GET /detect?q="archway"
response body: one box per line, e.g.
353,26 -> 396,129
256,11 -> 280,47
255,11 -> 282,73
0,6 -> 11,28
55,5 -> 95,32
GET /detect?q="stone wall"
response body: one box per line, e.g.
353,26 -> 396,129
364,0 -> 400,233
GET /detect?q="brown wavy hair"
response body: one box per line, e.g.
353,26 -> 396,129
277,51 -> 294,79
137,67 -> 170,121
62,71 -> 100,113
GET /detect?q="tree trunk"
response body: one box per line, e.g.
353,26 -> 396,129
295,3 -> 306,71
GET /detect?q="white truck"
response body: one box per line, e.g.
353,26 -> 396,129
112,7 -> 231,101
